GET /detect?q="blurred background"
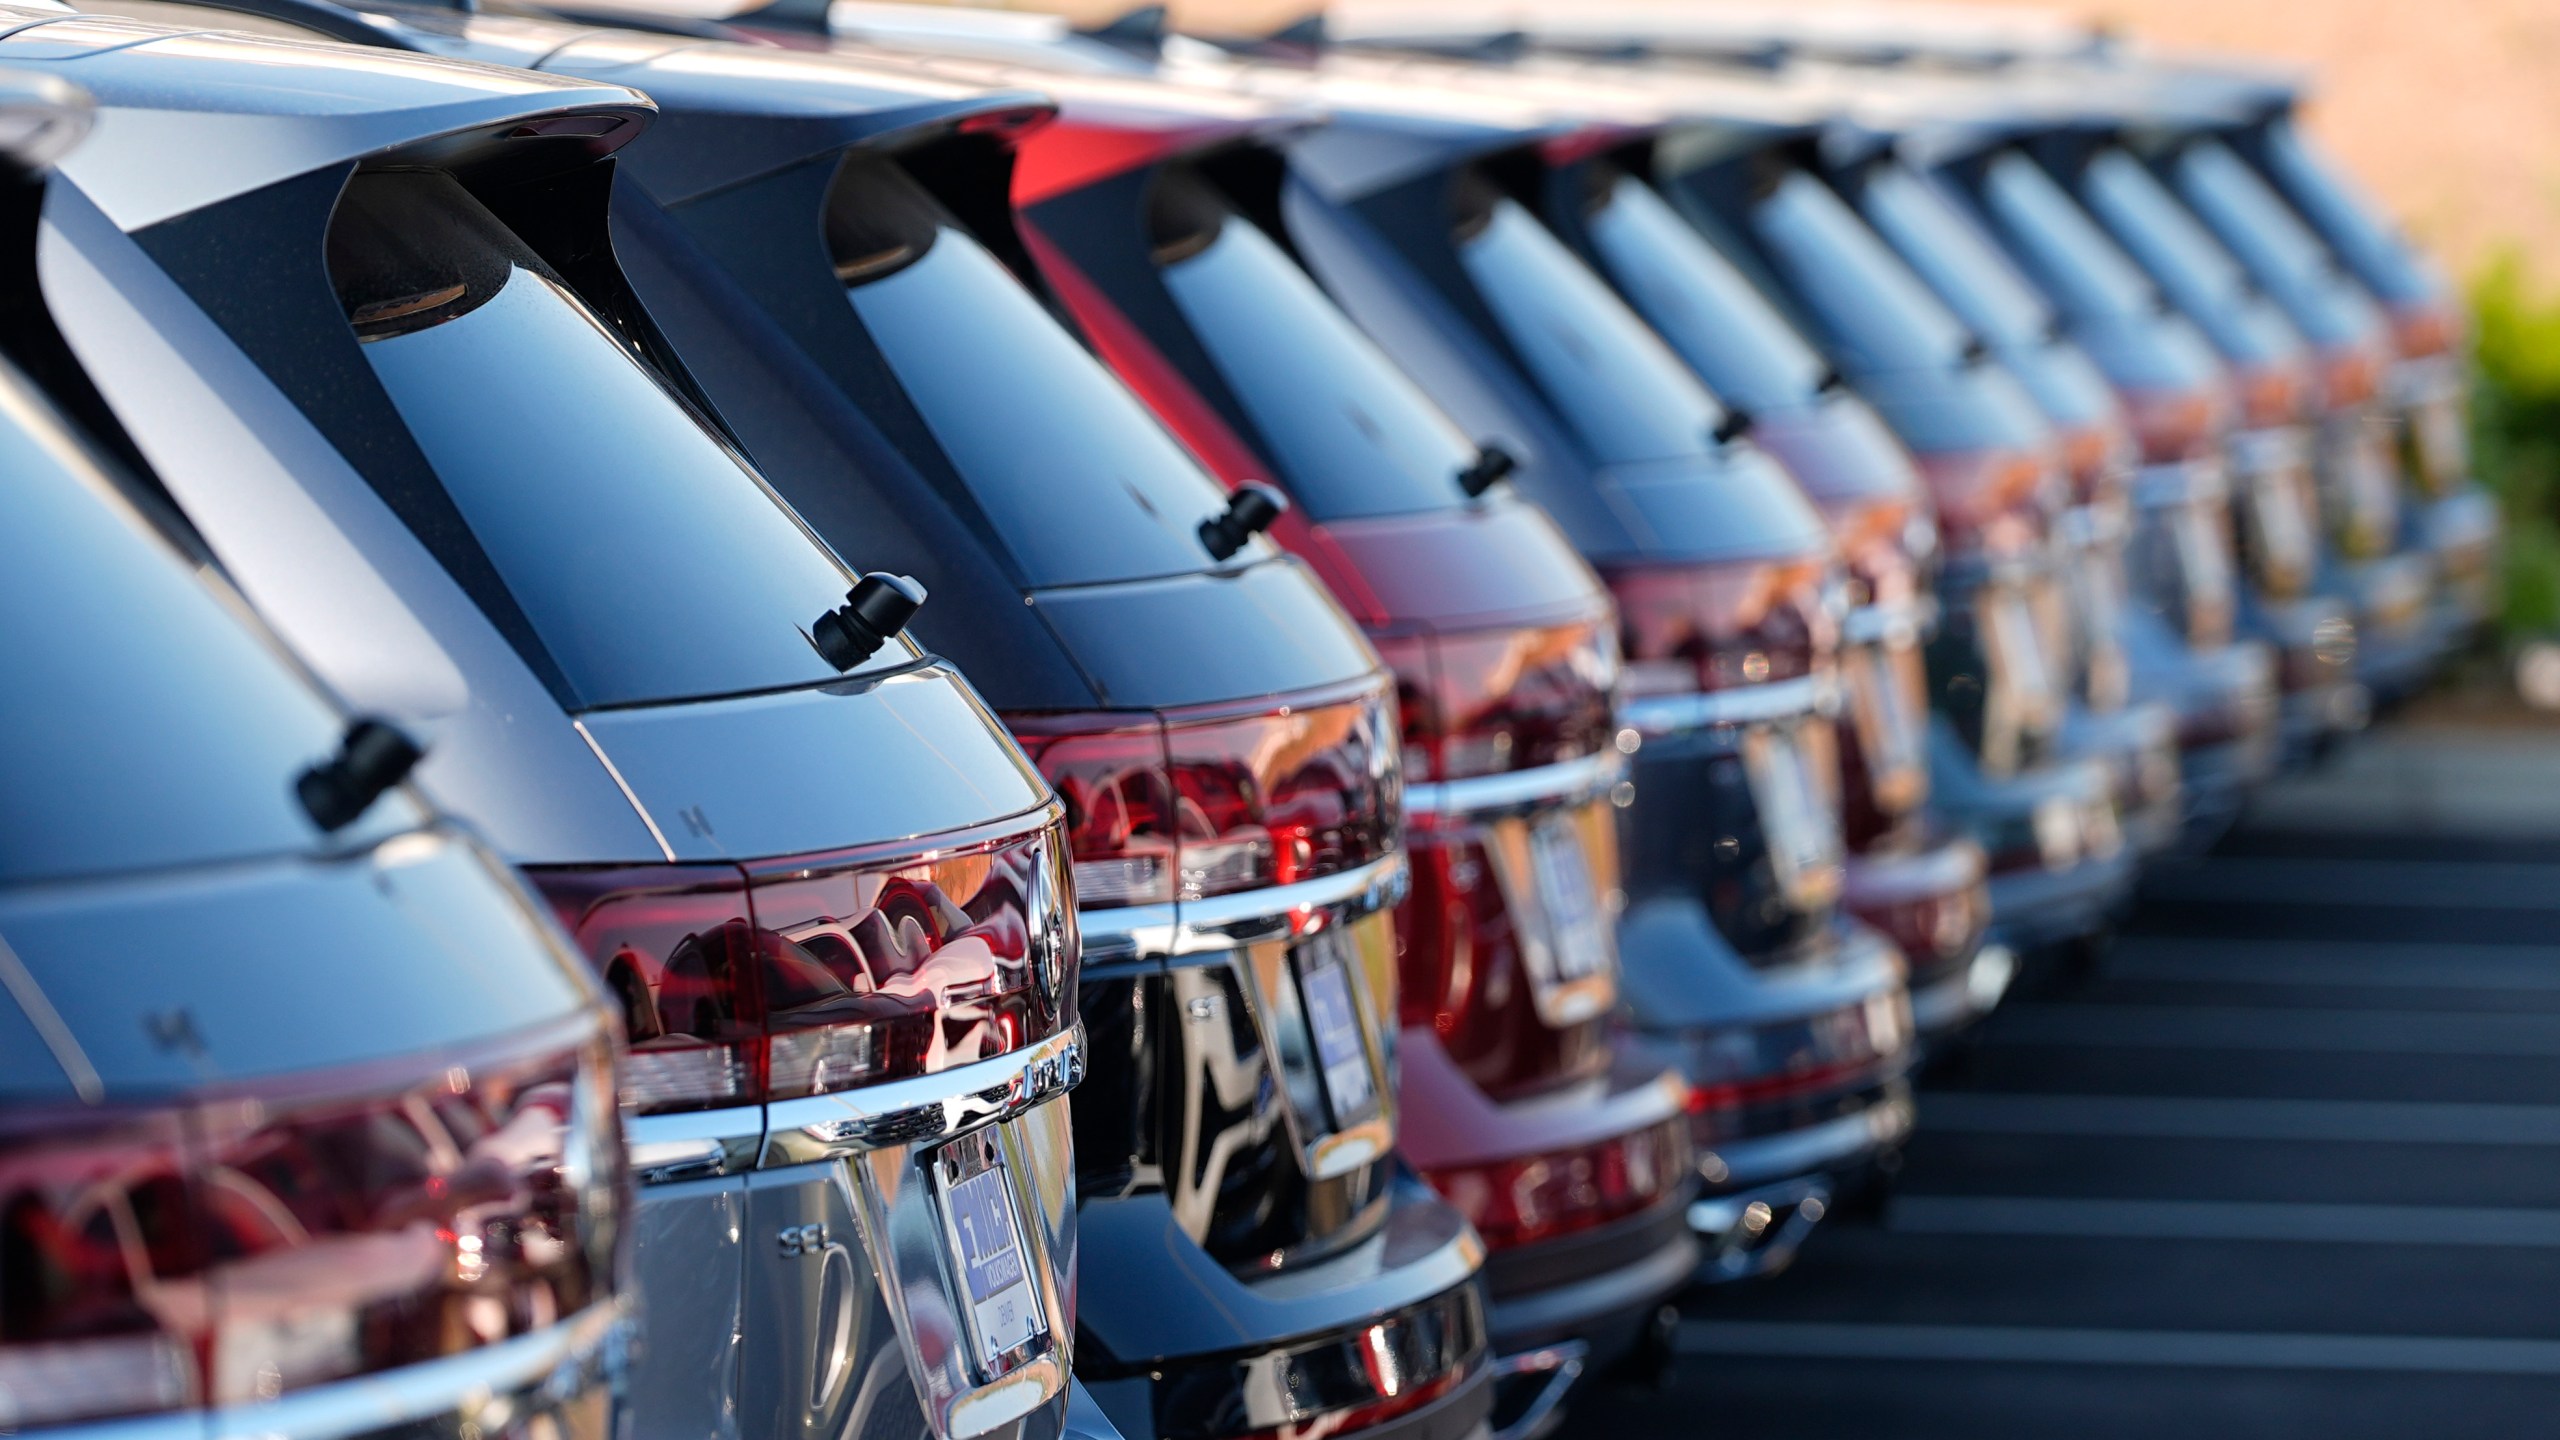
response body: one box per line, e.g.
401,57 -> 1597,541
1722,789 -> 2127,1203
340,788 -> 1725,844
980,0 -> 2560,696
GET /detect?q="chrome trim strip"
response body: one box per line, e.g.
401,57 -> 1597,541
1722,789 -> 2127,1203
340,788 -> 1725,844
1077,852 -> 1410,964
0,930 -> 99,1101
2129,457 -> 2230,510
2226,424 -> 2312,475
1407,751 -> 1625,823
626,1102 -> 763,1184
2390,355 -> 2465,404
1842,597 -> 1935,647
62,1303 -> 632,1440
571,717 -> 676,863
761,1025 -> 1085,1167
2059,498 -> 2133,548
1621,672 -> 1836,736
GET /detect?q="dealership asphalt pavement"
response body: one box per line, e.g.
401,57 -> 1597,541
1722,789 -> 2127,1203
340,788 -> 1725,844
1559,722 -> 2560,1439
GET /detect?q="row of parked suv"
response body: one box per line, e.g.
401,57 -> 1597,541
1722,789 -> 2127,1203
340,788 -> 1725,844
0,3 -> 2482,1439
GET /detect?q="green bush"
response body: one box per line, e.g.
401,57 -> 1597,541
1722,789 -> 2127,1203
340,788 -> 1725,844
2469,250 -> 2560,638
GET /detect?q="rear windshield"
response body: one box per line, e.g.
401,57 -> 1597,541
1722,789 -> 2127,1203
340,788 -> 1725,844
1454,174 -> 1729,465
1973,151 -> 2158,324
0,369 -> 403,884
1858,162 -> 2052,349
2077,147 -> 2303,365
2169,139 -> 2381,346
833,155 -> 1251,587
332,171 -> 862,710
1154,172 -> 1479,521
1583,170 -> 1830,412
2256,118 -> 2439,305
1747,169 -> 1974,376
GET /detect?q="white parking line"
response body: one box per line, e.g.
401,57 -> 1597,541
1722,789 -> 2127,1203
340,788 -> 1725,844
1676,1320 -> 2560,1375
1986,1003 -> 2560,1055
1888,1195 -> 2560,1247
2108,938 -> 2560,991
2140,857 -> 2560,911
1919,1092 -> 2560,1145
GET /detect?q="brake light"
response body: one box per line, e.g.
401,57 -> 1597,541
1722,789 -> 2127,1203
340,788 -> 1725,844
1612,556 -> 1836,702
748,830 -> 1074,1103
1012,684 -> 1401,911
530,824 -> 1073,1114
2121,387 -> 2224,465
2390,302 -> 2461,360
1377,621 -> 1618,784
0,1028 -> 620,1425
2318,344 -> 2384,409
2055,421 -> 2134,503
1219,1364 -> 1477,1440
1425,1113 -> 1690,1251
2234,363 -> 2309,430
1822,496 -> 1924,611
1678,991 -> 1910,1137
1913,447 -> 2053,555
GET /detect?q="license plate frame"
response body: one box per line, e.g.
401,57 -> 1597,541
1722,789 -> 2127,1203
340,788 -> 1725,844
1294,937 -> 1379,1128
929,1128 -> 1046,1378
1740,721 -> 1845,909
1527,813 -> 1609,984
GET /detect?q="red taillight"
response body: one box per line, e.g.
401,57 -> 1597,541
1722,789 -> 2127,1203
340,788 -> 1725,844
2121,387 -> 2224,466
748,832 -> 1073,1103
2391,301 -> 2461,360
0,1029 -> 619,1425
2055,421 -> 2134,504
1820,495 -> 1927,612
1013,719 -> 1176,908
1913,447 -> 2054,555
2234,363 -> 2310,430
1012,684 -> 1401,911
1685,1055 -> 1887,1118
1426,1114 -> 1690,1251
2318,344 -> 2384,410
1611,556 -> 1836,702
1376,621 -> 1618,784
530,826 -> 1072,1114
535,866 -> 759,1114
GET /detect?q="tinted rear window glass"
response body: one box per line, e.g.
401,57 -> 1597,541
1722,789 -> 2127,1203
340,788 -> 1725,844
1748,170 -> 1973,376
834,156 -> 1249,587
334,171 -> 861,709
1457,183 -> 1728,465
1157,181 -> 1477,521
0,370 -> 396,884
2258,119 -> 2438,304
2077,148 -> 2304,365
2080,149 -> 2255,326
2170,139 -> 2382,345
1859,162 -> 2051,347
1975,151 -> 2158,323
1584,172 -> 1829,412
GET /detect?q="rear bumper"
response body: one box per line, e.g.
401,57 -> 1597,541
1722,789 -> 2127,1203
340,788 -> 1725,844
2063,702 -> 2183,858
1988,841 -> 2139,951
65,1302 -> 631,1440
1907,941 -> 2017,1038
2422,485 -> 2499,650
1482,1190 -> 1700,1363
2341,553 -> 2440,701
1842,838 -> 1998,1040
1077,1171 -> 1492,1440
1698,1075 -> 1917,1195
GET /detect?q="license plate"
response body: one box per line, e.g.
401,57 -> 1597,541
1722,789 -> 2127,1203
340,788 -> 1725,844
1528,816 -> 1609,982
1297,949 -> 1377,1126
1741,725 -> 1843,906
933,1134 -> 1044,1373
